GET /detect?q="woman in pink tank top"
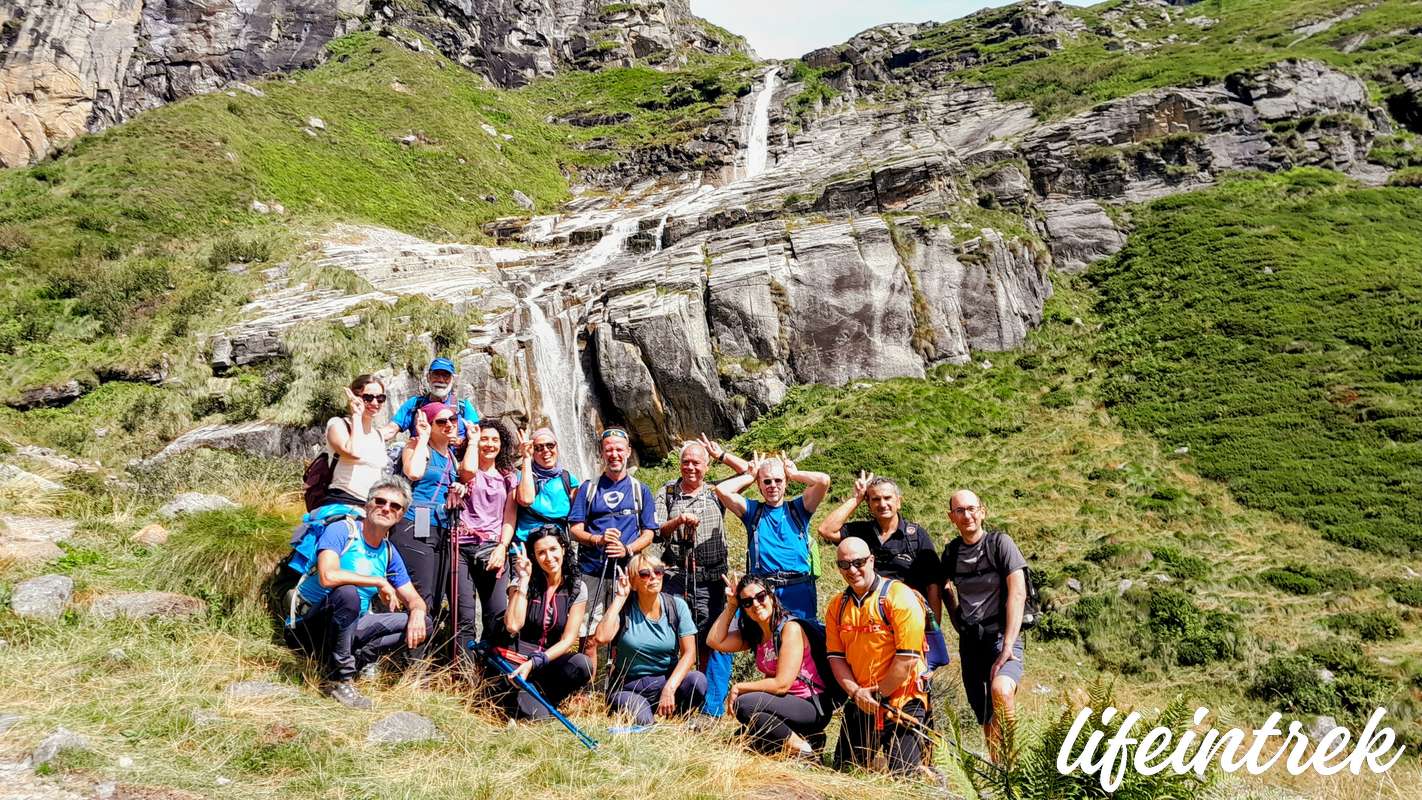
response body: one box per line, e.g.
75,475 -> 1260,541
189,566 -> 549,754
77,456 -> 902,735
708,575 -> 832,760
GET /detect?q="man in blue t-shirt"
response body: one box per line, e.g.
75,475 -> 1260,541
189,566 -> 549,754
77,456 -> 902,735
568,428 -> 657,674
714,453 -> 831,620
388,358 -> 481,447
288,477 -> 429,709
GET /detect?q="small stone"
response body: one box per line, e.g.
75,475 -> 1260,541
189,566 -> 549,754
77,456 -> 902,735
0,639 -> 8,648
224,680 -> 301,700
0,714 -> 23,734
1066,577 -> 1083,593
367,712 -> 444,745
106,647 -> 128,663
1263,266 -> 1274,274
399,134 -> 418,146
215,776 -> 232,786
249,200 -> 270,214
231,82 -> 265,98
307,117 -> 326,130
94,427 -> 108,438
1117,578 -> 1134,596
979,359 -> 993,369
1173,446 -> 1189,455
271,202 -> 286,215
131,523 -> 170,546
1318,668 -> 1335,684
303,127 -> 318,138
190,709 -> 222,727
90,591 -> 205,620
32,727 -> 89,767
118,756 -> 134,768
1031,684 -> 1053,696
0,464 -> 63,492
225,91 -> 236,97
480,123 -> 498,137
1308,716 -> 1338,739
158,492 -> 237,518
96,780 -> 117,799
11,574 -> 73,621
512,190 -> 535,211
1152,573 -> 1173,583
501,133 -> 513,141
1071,317 -> 1085,327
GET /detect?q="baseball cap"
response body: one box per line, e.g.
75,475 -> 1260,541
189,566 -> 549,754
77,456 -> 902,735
428,357 -> 456,374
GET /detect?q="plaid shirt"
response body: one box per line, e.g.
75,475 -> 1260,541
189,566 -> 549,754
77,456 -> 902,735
656,479 -> 729,575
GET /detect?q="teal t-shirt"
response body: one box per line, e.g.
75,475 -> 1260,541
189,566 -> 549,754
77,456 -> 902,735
613,594 -> 696,680
298,521 -> 410,616
513,469 -> 582,541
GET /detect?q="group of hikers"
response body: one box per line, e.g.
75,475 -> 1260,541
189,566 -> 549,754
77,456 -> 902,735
281,359 -> 1031,777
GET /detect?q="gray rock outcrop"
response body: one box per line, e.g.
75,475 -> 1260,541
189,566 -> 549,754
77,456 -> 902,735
10,574 -> 74,621
367,711 -> 444,744
141,422 -> 324,465
31,727 -> 90,768
89,591 -> 206,620
156,492 -> 238,518
0,516 -> 77,564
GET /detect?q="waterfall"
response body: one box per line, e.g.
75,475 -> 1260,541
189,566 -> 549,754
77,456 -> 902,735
523,218 -> 639,479
744,69 -> 779,179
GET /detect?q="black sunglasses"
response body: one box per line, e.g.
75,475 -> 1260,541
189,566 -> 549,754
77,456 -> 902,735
738,589 -> 771,609
835,556 -> 871,571
360,393 -> 387,404
433,416 -> 457,426
370,496 -> 405,512
532,443 -> 558,452
636,566 -> 666,579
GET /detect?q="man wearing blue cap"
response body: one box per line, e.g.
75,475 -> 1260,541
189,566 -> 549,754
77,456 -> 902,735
390,358 -> 481,449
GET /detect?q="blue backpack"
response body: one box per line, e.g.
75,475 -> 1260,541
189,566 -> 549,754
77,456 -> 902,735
272,504 -> 365,627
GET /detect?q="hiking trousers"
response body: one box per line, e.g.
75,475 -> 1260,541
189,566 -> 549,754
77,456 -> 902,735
289,585 -> 408,681
453,540 -> 511,648
734,691 -> 831,754
608,670 -> 707,726
833,699 -> 927,775
495,652 -> 593,720
390,517 -> 449,662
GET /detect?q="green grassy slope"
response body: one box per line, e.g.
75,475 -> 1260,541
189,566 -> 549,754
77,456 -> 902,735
0,31 -> 753,456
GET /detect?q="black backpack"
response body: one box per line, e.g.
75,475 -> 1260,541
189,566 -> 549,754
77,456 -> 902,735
943,532 -> 1041,632
774,616 -> 847,709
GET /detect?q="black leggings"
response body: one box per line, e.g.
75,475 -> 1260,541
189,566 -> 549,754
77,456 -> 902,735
733,691 -> 830,754
453,541 -> 511,648
833,699 -> 928,775
494,653 -> 593,720
390,517 -> 449,661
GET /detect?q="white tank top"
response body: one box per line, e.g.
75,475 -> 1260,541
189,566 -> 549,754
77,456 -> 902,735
327,417 -> 387,500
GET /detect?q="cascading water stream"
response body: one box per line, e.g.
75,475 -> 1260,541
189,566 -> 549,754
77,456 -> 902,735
744,69 -> 779,179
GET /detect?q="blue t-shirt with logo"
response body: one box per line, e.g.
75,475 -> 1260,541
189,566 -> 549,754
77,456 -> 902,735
613,594 -> 697,680
513,470 -> 582,542
298,520 -> 411,615
568,474 -> 657,575
743,497 -> 812,574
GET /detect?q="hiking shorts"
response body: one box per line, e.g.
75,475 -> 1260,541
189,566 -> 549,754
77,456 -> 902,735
577,571 -> 613,638
960,631 -> 1024,726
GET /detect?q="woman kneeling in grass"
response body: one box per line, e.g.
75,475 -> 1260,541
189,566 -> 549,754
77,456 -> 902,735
708,575 -> 830,760
498,527 -> 592,719
594,552 -> 705,726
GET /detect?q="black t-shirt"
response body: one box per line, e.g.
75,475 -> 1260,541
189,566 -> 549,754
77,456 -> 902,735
940,530 -> 1027,627
839,518 -> 941,598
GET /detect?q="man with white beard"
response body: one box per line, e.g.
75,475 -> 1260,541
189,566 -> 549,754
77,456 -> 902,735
389,357 -> 480,450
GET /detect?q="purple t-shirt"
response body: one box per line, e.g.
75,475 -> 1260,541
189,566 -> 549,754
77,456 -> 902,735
457,469 -> 518,544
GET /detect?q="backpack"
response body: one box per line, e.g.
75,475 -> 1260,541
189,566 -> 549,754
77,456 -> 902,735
834,577 -> 946,667
773,616 -> 847,709
524,470 -> 576,528
944,531 -> 1040,632
301,419 -> 349,511
269,505 -> 365,627
746,499 -> 819,576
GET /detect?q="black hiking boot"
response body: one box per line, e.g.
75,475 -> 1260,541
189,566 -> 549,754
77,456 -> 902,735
325,679 -> 374,710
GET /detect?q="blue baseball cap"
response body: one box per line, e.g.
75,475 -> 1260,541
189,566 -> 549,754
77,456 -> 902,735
428,357 -> 456,374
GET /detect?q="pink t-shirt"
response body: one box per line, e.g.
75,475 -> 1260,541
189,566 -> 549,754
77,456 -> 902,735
457,468 -> 518,544
754,621 -> 825,700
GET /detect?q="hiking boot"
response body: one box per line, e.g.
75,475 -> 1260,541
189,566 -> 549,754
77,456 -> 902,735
325,679 -> 373,710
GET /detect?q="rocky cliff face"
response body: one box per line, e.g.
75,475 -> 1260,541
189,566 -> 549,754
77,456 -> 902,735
0,0 -> 737,167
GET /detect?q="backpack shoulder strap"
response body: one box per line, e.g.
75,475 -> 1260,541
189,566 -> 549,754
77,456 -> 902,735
661,593 -> 683,635
877,577 -> 895,637
560,470 -> 573,502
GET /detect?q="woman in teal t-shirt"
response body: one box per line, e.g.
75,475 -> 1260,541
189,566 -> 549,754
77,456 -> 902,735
593,552 -> 705,726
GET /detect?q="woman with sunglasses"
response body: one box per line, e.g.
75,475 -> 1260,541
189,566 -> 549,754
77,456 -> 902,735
513,428 -> 582,544
321,374 -> 395,507
390,401 -> 463,662
496,528 -> 592,719
453,417 -> 520,646
594,552 -> 705,726
708,574 -> 830,759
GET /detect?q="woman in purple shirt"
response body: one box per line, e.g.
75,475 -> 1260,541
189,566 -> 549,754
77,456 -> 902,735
453,417 -> 519,650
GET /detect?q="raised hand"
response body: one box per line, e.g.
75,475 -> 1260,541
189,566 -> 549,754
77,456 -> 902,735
722,571 -> 741,602
516,428 -> 533,461
697,433 -> 724,462
344,387 -> 363,418
612,565 -> 631,599
510,542 -> 532,584
853,469 -> 875,502
415,410 -> 431,440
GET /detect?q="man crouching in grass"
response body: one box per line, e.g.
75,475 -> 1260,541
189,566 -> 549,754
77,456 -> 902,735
288,477 -> 429,709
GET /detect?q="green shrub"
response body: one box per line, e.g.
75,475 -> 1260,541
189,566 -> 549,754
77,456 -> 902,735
1384,579 -> 1422,607
1322,610 -> 1403,641
1259,564 -> 1369,595
1250,655 -> 1337,714
1150,545 -> 1209,581
148,507 -> 294,610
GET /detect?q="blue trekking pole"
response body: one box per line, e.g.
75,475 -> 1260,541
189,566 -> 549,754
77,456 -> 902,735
470,641 -> 599,751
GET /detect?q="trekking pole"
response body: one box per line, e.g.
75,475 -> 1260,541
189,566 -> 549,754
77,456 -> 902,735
877,701 -> 1006,777
450,528 -> 461,663
471,642 -> 600,751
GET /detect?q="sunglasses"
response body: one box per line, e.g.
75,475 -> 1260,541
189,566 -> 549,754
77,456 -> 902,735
601,428 -> 629,440
836,556 -> 871,572
360,393 -> 387,404
532,443 -> 558,452
370,496 -> 405,512
738,589 -> 771,609
636,566 -> 666,579
433,417 -> 457,426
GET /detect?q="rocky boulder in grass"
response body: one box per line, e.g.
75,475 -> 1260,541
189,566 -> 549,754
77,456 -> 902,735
157,493 -> 238,518
32,727 -> 90,768
367,712 -> 444,745
0,516 -> 77,564
10,574 -> 74,621
90,591 -> 205,620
